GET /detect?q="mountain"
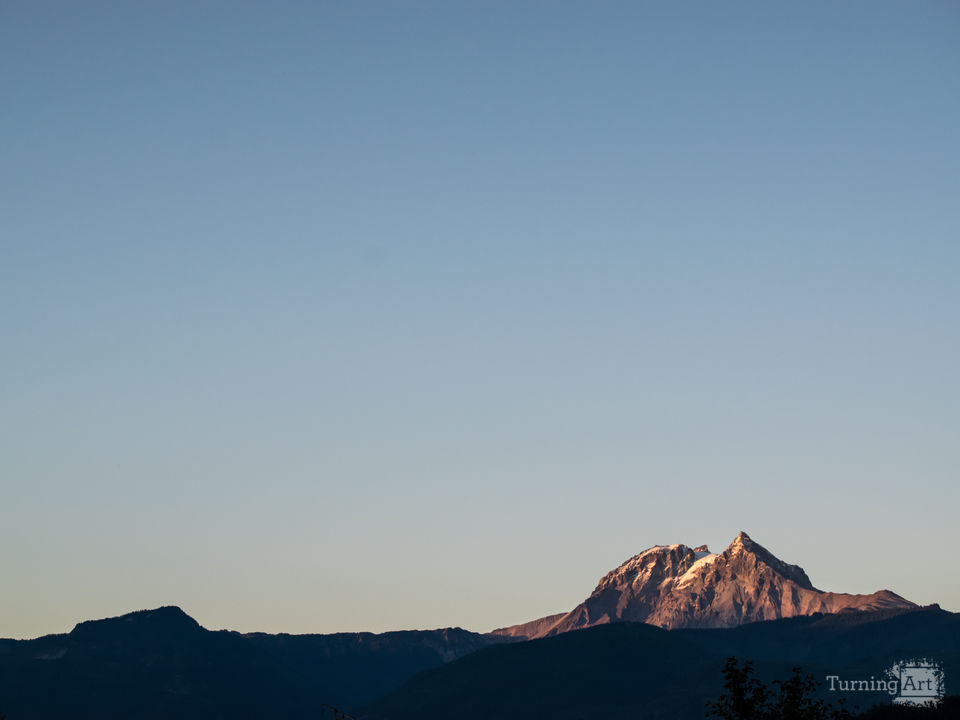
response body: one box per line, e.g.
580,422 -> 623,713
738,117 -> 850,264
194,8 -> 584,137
0,534 -> 929,719
0,606 -> 506,719
242,625 -> 504,708
363,605 -> 960,720
493,531 -> 915,637
3,603 -> 951,720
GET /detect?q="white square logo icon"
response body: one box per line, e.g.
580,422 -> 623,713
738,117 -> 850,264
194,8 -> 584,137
898,662 -> 942,704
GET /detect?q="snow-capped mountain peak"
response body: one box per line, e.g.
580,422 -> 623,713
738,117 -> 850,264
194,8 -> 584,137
493,531 -> 915,638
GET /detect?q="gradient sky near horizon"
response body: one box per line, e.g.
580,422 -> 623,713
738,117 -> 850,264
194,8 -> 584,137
2,1 -> 958,640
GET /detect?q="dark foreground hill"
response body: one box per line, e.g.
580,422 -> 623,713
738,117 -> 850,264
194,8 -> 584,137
0,606 -> 504,719
361,605 -> 960,720
1,605 -> 956,719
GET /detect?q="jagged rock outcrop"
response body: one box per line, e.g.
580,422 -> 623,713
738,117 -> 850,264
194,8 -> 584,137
493,531 -> 915,637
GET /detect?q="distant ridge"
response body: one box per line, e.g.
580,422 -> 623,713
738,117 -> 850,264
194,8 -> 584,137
69,605 -> 201,639
0,606 -> 505,719
365,605 -> 959,720
493,531 -> 916,637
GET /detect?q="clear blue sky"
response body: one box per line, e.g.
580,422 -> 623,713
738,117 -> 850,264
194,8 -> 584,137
2,1 -> 958,639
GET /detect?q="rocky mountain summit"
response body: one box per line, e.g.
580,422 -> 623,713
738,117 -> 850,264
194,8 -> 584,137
494,531 -> 915,637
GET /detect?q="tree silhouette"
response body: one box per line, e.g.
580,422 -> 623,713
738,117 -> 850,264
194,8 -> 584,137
708,657 -> 852,720
709,657 -> 770,719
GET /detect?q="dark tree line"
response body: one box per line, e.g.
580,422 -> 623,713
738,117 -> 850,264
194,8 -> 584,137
708,657 -> 853,720
708,659 -> 956,720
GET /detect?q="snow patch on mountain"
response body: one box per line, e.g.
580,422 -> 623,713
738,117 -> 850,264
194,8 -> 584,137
676,553 -> 718,588
492,532 -> 917,638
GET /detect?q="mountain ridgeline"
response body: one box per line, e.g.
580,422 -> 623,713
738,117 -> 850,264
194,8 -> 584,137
0,532 -> 941,719
493,531 -> 915,637
0,607 -> 506,719
364,605 -> 959,720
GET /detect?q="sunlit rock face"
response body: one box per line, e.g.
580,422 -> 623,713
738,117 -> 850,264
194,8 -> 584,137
493,531 -> 915,637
